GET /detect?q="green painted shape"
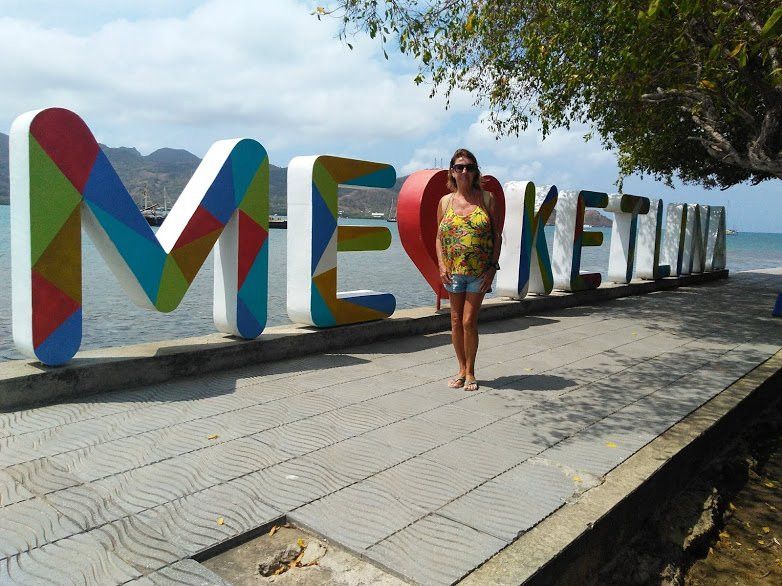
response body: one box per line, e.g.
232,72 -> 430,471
29,136 -> 85,265
154,254 -> 190,312
238,161 -> 269,226
312,160 -> 338,219
337,227 -> 392,251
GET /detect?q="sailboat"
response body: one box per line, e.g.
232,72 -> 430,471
387,195 -> 397,222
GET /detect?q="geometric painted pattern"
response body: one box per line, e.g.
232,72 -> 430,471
10,108 -> 269,366
287,155 -> 396,327
552,189 -> 609,292
497,181 -> 557,298
605,193 -> 650,284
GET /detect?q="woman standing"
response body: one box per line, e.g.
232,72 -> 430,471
436,148 -> 501,391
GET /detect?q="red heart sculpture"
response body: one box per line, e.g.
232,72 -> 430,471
397,170 -> 505,306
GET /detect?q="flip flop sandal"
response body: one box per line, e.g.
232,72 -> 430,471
464,379 -> 479,391
447,376 -> 466,389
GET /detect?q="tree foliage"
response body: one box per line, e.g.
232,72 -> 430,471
320,1 -> 782,188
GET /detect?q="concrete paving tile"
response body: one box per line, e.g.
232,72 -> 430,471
313,401 -> 402,435
467,414 -> 570,459
361,416 -> 463,457
0,470 -> 33,508
280,389 -> 356,419
424,433 -> 527,483
367,513 -> 506,586
454,389 -> 537,417
179,436 -> 291,482
45,482 -> 131,531
127,559 -> 233,585
52,430 -> 177,483
251,415 -> 357,457
324,370 -> 426,402
437,459 -> 580,542
234,459 -> 357,513
0,496 -> 82,559
290,482 -> 428,550
0,531 -> 141,584
539,421 -> 658,478
3,457 -> 82,496
138,481 -> 281,558
306,435 -> 410,481
413,404 -> 500,435
362,388 -> 448,419
91,514 -> 188,574
362,455 -> 482,512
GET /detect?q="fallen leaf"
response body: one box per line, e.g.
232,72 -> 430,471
719,531 -> 730,539
216,517 -> 224,525
298,537 -> 307,548
762,526 -> 771,534
525,368 -> 534,371
573,474 -> 582,484
729,502 -> 737,511
207,434 -> 219,440
605,442 -> 618,449
758,539 -> 766,545
269,525 -> 279,536
764,481 -> 776,488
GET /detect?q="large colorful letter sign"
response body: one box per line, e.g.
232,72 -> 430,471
636,198 -> 671,280
286,155 -> 396,327
704,207 -> 727,271
605,193 -> 650,284
661,203 -> 687,276
497,181 -> 557,298
397,171 -> 506,305
553,190 -> 609,292
11,108 -> 269,366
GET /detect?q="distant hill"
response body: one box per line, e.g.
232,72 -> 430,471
0,132 -> 612,225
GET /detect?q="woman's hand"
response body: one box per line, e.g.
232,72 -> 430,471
481,267 -> 496,293
440,264 -> 452,286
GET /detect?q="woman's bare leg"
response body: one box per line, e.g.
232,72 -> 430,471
462,292 -> 485,388
448,292 -> 467,381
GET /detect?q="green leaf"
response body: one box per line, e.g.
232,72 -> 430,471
761,7 -> 782,37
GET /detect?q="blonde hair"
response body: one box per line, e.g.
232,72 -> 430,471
446,148 -> 483,192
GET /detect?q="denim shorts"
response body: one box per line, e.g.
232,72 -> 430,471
444,274 -> 491,294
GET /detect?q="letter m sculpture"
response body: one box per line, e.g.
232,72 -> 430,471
11,108 -> 269,366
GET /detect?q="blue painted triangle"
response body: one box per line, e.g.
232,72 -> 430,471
82,151 -> 157,244
237,242 -> 268,336
341,166 -> 396,188
338,292 -> 396,315
310,283 -> 336,327
231,140 -> 267,206
311,182 -> 337,274
35,308 -> 82,366
86,202 -> 167,303
200,158 -> 236,224
236,297 -> 263,338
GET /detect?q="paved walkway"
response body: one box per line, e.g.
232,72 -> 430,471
1,269 -> 781,585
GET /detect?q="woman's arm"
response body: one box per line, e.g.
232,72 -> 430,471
481,191 -> 502,293
436,195 -> 451,285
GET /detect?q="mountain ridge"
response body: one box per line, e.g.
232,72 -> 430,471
0,131 -> 611,226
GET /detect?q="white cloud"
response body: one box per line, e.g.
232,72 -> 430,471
0,0 -> 461,164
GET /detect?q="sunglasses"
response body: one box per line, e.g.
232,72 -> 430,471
451,163 -> 478,173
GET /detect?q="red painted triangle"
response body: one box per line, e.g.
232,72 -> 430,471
30,108 -> 100,194
173,206 -> 225,249
238,210 -> 268,288
31,270 -> 81,348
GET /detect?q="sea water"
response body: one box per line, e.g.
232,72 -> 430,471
0,204 -> 779,361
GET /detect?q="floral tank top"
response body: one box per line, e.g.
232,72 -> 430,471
438,196 -> 494,276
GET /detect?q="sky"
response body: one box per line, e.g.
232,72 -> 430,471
0,0 -> 778,231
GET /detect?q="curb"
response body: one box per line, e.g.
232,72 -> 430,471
0,270 -> 728,411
